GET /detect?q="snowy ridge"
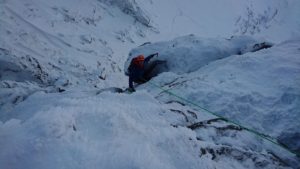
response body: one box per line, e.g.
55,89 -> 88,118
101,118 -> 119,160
125,35 -> 273,75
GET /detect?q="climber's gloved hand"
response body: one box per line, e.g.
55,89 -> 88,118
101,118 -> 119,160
127,87 -> 135,93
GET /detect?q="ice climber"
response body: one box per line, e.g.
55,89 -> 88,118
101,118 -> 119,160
127,53 -> 162,92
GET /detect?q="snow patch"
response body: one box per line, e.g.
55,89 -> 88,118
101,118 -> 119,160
125,35 -> 273,76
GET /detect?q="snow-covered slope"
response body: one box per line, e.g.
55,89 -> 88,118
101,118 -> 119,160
136,0 -> 300,42
1,0 -> 299,89
1,0 -> 300,168
126,35 -> 300,166
1,88 -> 296,169
1,0 -> 299,104
127,35 -> 300,145
0,0 -> 157,111
0,0 -> 150,87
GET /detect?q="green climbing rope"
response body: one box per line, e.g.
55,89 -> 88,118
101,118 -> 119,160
147,80 -> 300,157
